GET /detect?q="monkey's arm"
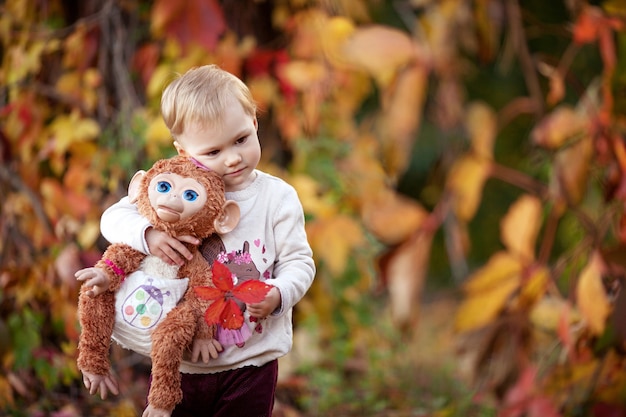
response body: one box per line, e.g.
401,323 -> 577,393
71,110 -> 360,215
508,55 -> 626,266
77,244 -> 145,378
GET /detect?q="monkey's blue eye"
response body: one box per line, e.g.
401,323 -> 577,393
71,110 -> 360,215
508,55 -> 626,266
156,181 -> 172,193
183,190 -> 199,201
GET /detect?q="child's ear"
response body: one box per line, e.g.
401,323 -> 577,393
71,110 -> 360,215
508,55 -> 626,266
214,200 -> 240,234
173,140 -> 186,156
128,170 -> 146,204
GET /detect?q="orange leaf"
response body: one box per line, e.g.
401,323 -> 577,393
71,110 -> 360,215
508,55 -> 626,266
231,280 -> 273,304
531,105 -> 589,150
361,187 -> 428,246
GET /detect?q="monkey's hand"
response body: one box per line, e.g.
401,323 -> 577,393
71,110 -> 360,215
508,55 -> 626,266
190,338 -> 223,363
76,267 -> 111,297
142,404 -> 174,417
81,369 -> 119,399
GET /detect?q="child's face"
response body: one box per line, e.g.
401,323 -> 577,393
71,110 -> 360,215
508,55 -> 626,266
174,98 -> 261,192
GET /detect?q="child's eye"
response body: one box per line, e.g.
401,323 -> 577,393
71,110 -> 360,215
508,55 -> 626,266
183,190 -> 199,201
156,181 -> 172,193
236,136 -> 247,144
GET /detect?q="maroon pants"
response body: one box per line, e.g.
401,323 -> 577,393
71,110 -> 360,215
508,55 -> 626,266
154,359 -> 278,417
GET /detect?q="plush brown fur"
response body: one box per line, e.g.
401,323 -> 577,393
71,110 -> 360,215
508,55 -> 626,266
77,156 -> 231,411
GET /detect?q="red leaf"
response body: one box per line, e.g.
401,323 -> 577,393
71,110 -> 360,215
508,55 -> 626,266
199,261 -> 271,329
151,0 -> 226,51
211,261 -> 234,292
204,298 -> 227,326
132,43 -> 160,88
194,286 -> 223,301
232,280 -> 273,304
220,299 -> 245,329
572,7 -> 601,45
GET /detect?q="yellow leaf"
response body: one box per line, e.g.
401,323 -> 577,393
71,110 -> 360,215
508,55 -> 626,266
110,399 -> 138,417
290,174 -> 336,219
147,64 -> 177,100
279,60 -> 328,91
530,297 -> 579,332
6,39 -> 46,84
340,25 -> 417,87
307,215 -> 364,276
463,251 -> 523,293
145,114 -> 171,144
50,111 -> 100,155
466,102 -> 497,159
455,251 -> 522,331
576,252 -> 611,335
338,135 -> 388,198
78,220 -> 101,249
446,154 -> 490,221
74,117 -> 100,141
320,16 -> 356,66
500,195 -> 542,262
247,76 -> 278,112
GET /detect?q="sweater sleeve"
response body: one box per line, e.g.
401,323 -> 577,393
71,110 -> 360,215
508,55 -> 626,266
100,196 -> 152,255
269,186 -> 316,316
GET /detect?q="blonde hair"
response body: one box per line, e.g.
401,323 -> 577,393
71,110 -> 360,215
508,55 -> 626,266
161,65 -> 256,137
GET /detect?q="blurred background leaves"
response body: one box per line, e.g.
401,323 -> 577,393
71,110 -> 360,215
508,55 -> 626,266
2,0 -> 626,415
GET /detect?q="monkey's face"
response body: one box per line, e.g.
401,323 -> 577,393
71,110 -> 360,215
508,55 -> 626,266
147,172 -> 208,223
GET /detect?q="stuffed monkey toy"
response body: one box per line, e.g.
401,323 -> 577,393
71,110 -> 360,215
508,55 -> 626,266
76,156 -> 240,416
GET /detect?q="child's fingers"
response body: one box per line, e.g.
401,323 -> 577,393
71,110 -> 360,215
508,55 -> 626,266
177,234 -> 200,246
153,246 -> 185,266
167,238 -> 194,260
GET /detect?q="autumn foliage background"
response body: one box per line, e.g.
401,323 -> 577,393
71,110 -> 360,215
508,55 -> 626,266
2,0 -> 626,415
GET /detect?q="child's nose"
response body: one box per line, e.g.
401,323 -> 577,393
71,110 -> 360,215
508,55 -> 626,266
225,151 -> 242,166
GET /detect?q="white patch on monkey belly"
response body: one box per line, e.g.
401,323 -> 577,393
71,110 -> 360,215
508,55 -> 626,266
111,256 -> 189,357
140,255 -> 180,279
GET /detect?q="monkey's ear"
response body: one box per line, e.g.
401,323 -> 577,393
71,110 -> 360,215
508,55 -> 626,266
214,200 -> 240,234
128,170 -> 146,204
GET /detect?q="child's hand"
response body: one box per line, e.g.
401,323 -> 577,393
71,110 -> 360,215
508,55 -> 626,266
145,227 -> 199,266
81,369 -> 119,399
190,338 -> 223,363
75,267 -> 111,297
246,286 -> 281,319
